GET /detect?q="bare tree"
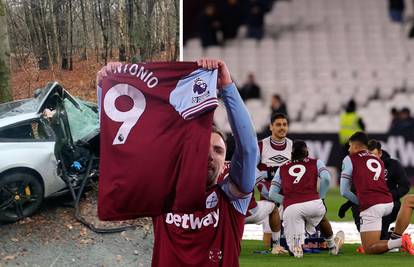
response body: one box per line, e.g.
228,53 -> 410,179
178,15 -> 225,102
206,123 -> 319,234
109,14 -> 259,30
68,0 -> 73,70
0,0 -> 11,103
79,0 -> 88,60
173,0 -> 179,60
5,0 -> 179,71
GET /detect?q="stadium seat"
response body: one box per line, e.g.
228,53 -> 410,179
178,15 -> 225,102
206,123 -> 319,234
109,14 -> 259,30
184,0 -> 414,133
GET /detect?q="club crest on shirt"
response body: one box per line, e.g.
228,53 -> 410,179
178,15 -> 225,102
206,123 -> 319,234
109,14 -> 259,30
206,191 -> 218,209
209,249 -> 223,262
192,78 -> 210,103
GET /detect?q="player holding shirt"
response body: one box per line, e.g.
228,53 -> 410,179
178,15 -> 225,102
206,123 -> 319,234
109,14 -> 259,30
97,59 -> 257,266
151,59 -> 257,267
340,131 -> 412,254
269,140 -> 344,258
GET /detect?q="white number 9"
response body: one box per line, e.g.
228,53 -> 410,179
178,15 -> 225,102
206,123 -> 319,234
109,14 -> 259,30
103,83 -> 146,145
366,159 -> 382,181
289,165 -> 306,184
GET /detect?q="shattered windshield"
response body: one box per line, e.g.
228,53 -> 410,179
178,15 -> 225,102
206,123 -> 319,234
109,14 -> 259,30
63,98 -> 99,141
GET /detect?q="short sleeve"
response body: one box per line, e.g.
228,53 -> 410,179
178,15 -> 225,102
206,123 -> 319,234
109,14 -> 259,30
169,69 -> 219,120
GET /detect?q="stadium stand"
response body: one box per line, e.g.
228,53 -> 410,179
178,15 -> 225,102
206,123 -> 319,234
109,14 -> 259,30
184,0 -> 414,134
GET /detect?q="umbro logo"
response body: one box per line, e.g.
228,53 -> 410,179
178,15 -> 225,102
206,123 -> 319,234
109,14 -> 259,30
269,155 -> 289,164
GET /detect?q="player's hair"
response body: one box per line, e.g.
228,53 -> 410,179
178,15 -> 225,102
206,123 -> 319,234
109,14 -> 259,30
270,112 -> 289,125
212,125 -> 227,145
368,139 -> 382,151
291,140 -> 309,161
348,131 -> 368,147
272,94 -> 281,101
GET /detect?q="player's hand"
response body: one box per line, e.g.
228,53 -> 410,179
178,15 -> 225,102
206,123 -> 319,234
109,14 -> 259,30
338,200 -> 353,218
96,62 -> 122,86
197,58 -> 232,90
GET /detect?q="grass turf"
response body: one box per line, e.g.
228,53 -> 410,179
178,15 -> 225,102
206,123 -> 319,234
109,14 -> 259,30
255,187 -> 414,223
240,241 -> 414,267
246,187 -> 414,266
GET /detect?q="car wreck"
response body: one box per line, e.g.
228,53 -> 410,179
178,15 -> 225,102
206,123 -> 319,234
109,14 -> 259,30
0,82 -> 100,223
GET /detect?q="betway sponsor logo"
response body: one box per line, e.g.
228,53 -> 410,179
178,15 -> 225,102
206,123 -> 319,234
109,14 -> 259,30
382,136 -> 414,167
165,209 -> 220,229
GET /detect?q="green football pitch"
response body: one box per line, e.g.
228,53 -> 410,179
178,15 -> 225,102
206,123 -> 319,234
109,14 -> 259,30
240,241 -> 414,267
242,187 -> 414,266
254,187 -> 414,223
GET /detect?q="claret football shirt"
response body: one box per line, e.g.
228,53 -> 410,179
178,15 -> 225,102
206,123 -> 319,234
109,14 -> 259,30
341,151 -> 392,212
98,62 -> 218,220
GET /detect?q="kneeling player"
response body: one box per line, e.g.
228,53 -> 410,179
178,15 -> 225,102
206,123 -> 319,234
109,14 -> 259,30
340,132 -> 412,254
390,195 -> 414,255
245,182 -> 287,254
220,165 -> 287,254
269,140 -> 344,258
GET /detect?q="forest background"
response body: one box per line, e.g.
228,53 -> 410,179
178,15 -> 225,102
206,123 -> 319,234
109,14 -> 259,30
0,0 -> 179,103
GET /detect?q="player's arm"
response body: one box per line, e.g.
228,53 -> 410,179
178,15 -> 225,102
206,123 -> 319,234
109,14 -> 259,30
340,156 -> 359,205
255,168 -> 267,184
220,80 -> 257,199
197,59 -> 257,211
390,159 -> 410,200
255,151 -> 267,184
269,168 -> 284,204
253,169 -> 268,198
317,159 -> 330,199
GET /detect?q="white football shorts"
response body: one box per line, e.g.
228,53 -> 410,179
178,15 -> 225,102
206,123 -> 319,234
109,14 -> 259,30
245,200 -> 275,225
283,199 -> 325,250
359,202 -> 393,232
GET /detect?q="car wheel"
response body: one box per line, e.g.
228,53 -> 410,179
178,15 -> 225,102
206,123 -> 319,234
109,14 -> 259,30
0,172 -> 44,223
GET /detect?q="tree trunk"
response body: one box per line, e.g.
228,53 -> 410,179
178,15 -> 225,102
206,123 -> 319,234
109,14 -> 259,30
6,4 -> 26,69
119,0 -> 127,61
51,0 -> 61,66
30,0 -> 49,70
80,0 -> 88,61
126,0 -> 134,60
173,0 -> 179,61
54,0 -> 69,70
68,0 -> 73,70
91,0 -> 100,63
97,0 -> 108,64
143,0 -> 155,61
39,0 -> 55,76
106,0 -> 113,59
0,0 -> 11,103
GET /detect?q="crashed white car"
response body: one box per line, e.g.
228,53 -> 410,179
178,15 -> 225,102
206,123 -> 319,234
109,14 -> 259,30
0,82 -> 100,223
